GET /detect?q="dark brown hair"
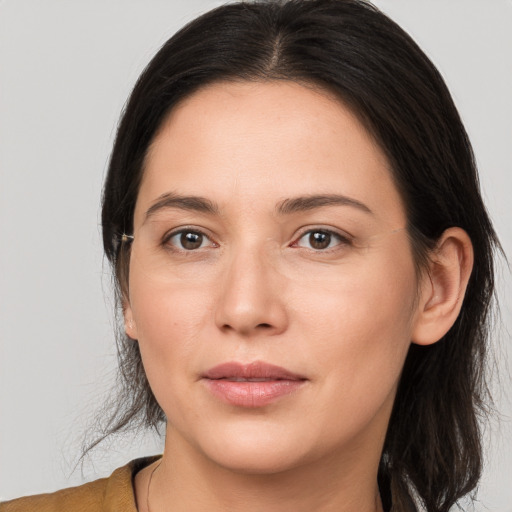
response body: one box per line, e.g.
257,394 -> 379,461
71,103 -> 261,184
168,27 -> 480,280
96,1 -> 500,510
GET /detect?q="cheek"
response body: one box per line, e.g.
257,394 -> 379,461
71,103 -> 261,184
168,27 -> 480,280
291,246 -> 418,396
128,243 -> 218,329
127,264 -> 215,391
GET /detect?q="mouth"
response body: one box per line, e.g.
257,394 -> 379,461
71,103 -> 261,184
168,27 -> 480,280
203,361 -> 306,381
202,361 -> 307,407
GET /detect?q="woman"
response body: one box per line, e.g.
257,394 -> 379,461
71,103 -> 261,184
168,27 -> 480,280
1,0 -> 502,511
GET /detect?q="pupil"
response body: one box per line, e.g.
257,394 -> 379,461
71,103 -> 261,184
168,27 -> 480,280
181,232 -> 202,250
310,231 -> 330,250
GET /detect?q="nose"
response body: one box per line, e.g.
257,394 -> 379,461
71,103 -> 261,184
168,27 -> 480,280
214,245 -> 288,337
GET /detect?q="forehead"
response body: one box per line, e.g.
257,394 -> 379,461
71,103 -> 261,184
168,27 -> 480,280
136,80 -> 405,227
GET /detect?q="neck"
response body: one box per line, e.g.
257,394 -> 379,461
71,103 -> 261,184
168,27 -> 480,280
141,429 -> 385,512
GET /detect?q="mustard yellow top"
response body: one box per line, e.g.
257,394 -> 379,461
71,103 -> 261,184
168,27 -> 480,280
0,456 -> 161,512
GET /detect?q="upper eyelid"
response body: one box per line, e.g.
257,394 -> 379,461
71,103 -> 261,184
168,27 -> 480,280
293,226 -> 354,242
164,226 -> 214,238
163,226 -> 217,247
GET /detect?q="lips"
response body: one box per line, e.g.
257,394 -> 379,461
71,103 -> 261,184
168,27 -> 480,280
202,361 -> 307,407
204,361 -> 305,381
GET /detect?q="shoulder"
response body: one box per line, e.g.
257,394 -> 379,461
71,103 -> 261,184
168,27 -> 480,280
0,456 -> 161,512
0,476 -> 108,512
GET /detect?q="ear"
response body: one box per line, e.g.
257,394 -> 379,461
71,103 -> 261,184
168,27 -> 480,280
123,300 -> 139,340
411,227 -> 474,346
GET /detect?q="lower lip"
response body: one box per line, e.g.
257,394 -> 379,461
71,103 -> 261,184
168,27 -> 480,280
203,379 -> 305,407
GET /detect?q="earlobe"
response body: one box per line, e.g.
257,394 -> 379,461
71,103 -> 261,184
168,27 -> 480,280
411,227 -> 474,346
123,301 -> 138,340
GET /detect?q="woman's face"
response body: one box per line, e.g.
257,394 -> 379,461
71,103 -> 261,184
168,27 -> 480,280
125,81 -> 424,475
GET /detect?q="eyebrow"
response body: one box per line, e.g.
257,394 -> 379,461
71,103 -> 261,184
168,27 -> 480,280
145,192 -> 219,221
144,192 -> 373,220
276,194 -> 373,215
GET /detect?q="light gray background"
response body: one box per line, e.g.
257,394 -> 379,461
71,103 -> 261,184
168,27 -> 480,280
1,0 -> 511,510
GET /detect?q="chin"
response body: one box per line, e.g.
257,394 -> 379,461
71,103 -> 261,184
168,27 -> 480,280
207,445 -> 307,476
193,422 -> 321,476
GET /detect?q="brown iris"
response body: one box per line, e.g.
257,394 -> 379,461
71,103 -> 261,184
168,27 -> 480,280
309,231 -> 331,250
181,232 -> 203,250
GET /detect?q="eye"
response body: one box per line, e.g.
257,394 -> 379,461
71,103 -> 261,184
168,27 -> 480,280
294,229 -> 350,251
164,229 -> 214,251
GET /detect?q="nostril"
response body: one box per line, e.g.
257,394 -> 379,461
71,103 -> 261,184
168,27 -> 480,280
221,322 -> 274,333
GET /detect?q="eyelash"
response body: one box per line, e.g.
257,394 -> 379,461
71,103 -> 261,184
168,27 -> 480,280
292,228 -> 353,252
162,227 -> 218,252
161,227 -> 353,253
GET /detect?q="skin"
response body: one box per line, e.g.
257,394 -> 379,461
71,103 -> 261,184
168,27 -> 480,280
124,81 -> 473,512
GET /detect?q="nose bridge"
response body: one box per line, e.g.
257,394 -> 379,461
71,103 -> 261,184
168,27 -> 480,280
215,240 -> 287,336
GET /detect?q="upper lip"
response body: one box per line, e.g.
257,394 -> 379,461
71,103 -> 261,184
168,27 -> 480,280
203,361 -> 306,381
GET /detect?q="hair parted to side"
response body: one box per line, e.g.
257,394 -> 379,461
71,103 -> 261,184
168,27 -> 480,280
96,1 -> 500,510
